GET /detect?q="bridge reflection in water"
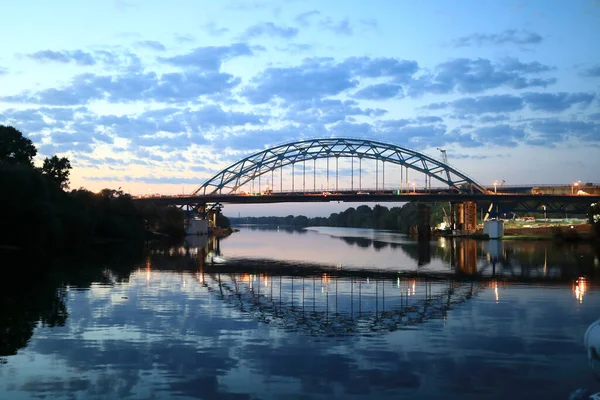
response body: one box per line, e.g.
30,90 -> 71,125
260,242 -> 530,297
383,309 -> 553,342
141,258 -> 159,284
143,235 -> 598,336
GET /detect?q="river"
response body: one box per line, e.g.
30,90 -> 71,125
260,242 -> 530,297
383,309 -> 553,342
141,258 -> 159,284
1,226 -> 600,399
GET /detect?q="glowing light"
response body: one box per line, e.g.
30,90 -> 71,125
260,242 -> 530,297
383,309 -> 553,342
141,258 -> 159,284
574,277 -> 587,303
412,280 -> 416,295
494,281 -> 499,303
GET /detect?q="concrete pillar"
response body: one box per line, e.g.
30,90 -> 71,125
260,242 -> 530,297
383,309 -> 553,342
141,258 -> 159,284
417,204 -> 431,240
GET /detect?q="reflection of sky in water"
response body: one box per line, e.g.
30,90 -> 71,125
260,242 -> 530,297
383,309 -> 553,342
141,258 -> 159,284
222,226 -> 445,272
2,267 -> 600,399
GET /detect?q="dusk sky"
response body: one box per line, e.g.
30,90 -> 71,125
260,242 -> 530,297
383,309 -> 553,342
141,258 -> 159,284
1,0 -> 599,216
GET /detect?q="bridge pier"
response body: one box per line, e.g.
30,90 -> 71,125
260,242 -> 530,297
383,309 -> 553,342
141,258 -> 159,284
417,204 -> 431,240
450,201 -> 477,234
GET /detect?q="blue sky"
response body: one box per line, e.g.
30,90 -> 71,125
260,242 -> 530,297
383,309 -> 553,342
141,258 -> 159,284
1,0 -> 599,216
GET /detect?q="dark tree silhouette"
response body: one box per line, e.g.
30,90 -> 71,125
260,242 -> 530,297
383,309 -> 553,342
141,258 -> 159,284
0,125 -> 37,166
42,155 -> 72,190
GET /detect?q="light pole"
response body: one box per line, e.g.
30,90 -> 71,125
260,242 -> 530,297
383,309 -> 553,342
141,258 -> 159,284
543,205 -> 547,222
572,181 -> 580,195
412,182 -> 416,193
494,180 -> 498,194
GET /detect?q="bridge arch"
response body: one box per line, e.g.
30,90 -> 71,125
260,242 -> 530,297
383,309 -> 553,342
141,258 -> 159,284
193,138 -> 487,195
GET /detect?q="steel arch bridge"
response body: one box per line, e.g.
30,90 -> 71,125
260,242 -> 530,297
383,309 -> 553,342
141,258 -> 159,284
193,138 -> 487,196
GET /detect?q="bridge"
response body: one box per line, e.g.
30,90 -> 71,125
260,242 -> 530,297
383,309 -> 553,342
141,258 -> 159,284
134,138 -> 599,231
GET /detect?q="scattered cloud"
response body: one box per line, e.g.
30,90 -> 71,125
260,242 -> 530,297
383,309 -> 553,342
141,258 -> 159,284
84,175 -> 204,184
26,49 -> 96,66
319,17 -> 353,36
409,58 -> 555,96
0,67 -> 8,75
174,34 -> 195,43
283,98 -> 386,125
582,65 -> 600,77
241,22 -> 298,39
425,95 -> 524,115
294,10 -> 320,26
529,119 -> 600,143
352,83 -> 403,100
472,125 -> 526,147
423,91 -> 593,116
243,59 -> 359,104
479,114 -> 510,123
451,29 -> 543,48
158,43 -> 254,70
135,40 -> 166,51
359,19 -> 378,30
522,92 -> 595,111
203,22 -> 230,37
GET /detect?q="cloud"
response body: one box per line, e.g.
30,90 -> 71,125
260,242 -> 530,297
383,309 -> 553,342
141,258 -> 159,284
590,113 -> 600,121
275,43 -> 314,54
425,95 -> 524,115
135,40 -> 166,51
26,50 -> 96,66
38,142 -> 94,156
243,58 -> 359,104
84,175 -> 204,184
241,22 -> 298,39
409,58 -> 555,96
284,98 -> 386,125
582,65 -> 600,77
344,57 -> 419,82
294,10 -> 320,26
522,92 -> 595,111
0,67 -> 7,75
479,114 -> 509,123
244,57 -> 418,104
451,29 -> 543,47
174,34 -> 195,43
203,22 -> 230,37
472,125 -> 525,147
319,18 -> 353,36
25,48 -> 142,72
352,83 -> 403,100
2,69 -> 241,105
158,43 -> 254,70
425,92 -> 595,115
184,105 -> 267,129
529,119 -> 600,143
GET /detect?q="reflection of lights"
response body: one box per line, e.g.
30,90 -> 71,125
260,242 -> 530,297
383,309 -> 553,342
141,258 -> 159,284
397,277 -> 400,289
146,267 -> 150,282
574,277 -> 587,303
264,276 -> 269,287
412,280 -> 416,295
494,281 -> 498,303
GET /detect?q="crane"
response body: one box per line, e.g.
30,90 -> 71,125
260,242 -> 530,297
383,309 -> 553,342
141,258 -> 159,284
437,148 -> 448,164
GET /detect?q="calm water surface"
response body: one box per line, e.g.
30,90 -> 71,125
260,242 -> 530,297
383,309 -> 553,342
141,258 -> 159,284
2,226 -> 600,399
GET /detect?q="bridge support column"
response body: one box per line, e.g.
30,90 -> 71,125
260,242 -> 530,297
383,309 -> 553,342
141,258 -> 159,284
451,202 -> 477,234
417,204 -> 431,240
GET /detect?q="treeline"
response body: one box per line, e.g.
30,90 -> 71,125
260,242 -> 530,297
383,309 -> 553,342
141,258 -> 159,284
229,202 -> 447,233
0,125 -> 186,257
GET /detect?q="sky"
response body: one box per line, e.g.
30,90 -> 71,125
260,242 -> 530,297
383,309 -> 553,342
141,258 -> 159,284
1,0 -> 599,217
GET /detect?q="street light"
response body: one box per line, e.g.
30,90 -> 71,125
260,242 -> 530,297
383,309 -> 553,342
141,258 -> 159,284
412,182 -> 416,193
542,205 -> 547,222
572,181 -> 580,195
494,180 -> 498,194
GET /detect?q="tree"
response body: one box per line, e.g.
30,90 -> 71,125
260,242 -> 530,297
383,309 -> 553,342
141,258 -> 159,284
0,125 -> 37,166
42,155 -> 72,190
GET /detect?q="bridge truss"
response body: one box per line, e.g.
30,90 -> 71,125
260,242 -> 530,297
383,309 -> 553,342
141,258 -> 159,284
193,138 -> 487,195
